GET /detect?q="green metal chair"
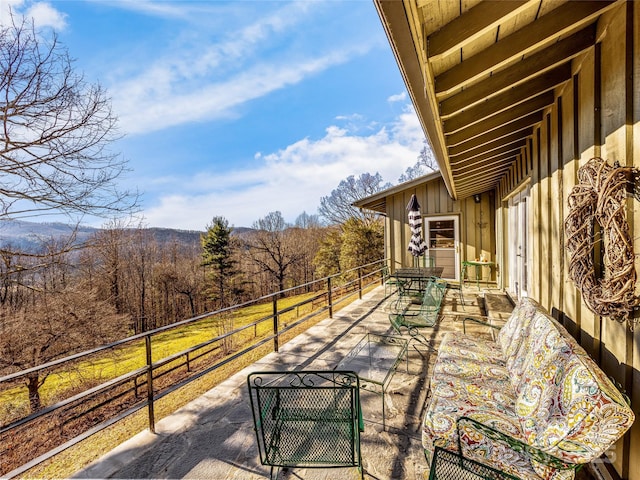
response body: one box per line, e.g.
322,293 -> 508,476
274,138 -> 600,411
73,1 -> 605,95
383,264 -> 406,298
389,277 -> 446,349
247,370 -> 364,480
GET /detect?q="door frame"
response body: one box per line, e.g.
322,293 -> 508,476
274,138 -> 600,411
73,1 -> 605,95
507,184 -> 530,300
425,215 -> 460,281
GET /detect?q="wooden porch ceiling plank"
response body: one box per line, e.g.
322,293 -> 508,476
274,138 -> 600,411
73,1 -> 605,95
455,155 -> 514,172
453,167 -> 512,190
446,110 -> 543,147
448,125 -> 533,157
456,174 -> 505,189
451,153 -> 519,179
456,181 -> 501,198
452,157 -> 522,181
439,24 -> 597,116
457,173 -> 504,187
443,88 -> 556,133
450,145 -> 523,171
455,170 -> 508,189
449,131 -> 528,162
427,0 -> 535,60
434,1 -> 616,95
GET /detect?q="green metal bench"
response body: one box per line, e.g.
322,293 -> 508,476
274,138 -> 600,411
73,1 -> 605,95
247,370 -> 364,480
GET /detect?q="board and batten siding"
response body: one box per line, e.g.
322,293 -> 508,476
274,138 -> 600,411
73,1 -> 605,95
384,176 -> 495,282
496,3 -> 638,477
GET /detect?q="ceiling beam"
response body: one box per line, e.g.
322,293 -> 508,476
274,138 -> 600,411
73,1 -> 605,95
444,87 -> 557,133
456,167 -> 510,186
456,167 -> 511,187
451,145 -> 525,173
427,0 -> 534,60
457,181 -> 501,197
434,0 -> 616,95
446,109 -> 543,147
451,145 -> 524,171
458,174 -> 504,187
449,131 -> 528,162
449,125 -> 533,157
439,25 -> 596,116
454,169 -> 512,192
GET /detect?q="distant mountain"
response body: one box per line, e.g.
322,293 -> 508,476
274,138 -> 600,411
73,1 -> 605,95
0,220 -> 96,251
0,220 -> 256,252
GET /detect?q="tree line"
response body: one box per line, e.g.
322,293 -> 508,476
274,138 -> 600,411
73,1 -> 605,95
0,209 -> 383,410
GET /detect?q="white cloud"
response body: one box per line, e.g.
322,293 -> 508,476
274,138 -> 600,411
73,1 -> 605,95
1,1 -> 67,30
388,92 -> 407,103
335,114 -> 364,122
115,48 -> 361,135
141,105 -> 423,229
26,2 -> 66,30
0,0 -> 24,23
107,2 -> 375,136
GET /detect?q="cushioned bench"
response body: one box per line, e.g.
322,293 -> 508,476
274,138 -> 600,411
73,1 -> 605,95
422,297 -> 635,480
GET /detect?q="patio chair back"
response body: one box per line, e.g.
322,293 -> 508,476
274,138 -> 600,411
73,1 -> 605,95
247,370 -> 364,479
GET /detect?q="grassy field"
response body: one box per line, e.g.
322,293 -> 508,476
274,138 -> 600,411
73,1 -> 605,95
4,285 -> 379,479
0,292 -> 320,420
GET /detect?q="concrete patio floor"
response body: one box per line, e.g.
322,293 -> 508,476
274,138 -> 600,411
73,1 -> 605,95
71,283 -> 516,480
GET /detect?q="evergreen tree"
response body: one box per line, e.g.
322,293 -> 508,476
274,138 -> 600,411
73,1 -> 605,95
201,217 -> 243,308
339,217 -> 384,276
312,227 -> 343,278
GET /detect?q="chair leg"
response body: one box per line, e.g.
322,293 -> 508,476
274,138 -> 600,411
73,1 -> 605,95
457,285 -> 466,310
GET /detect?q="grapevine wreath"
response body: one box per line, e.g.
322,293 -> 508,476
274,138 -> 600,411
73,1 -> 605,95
565,157 -> 638,327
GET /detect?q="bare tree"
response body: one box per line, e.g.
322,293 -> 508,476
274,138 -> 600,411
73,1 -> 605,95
318,172 -> 391,225
0,15 -> 137,223
248,211 -> 304,295
288,214 -> 324,288
0,240 -> 127,412
294,211 -> 323,229
398,138 -> 439,183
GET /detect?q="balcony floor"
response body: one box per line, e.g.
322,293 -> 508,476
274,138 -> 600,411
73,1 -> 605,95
69,284 -> 563,479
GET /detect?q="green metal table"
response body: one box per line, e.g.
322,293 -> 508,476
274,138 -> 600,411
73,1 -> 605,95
392,266 -> 445,293
335,333 -> 408,429
462,261 -> 494,288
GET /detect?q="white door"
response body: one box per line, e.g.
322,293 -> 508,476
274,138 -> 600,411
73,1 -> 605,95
508,187 -> 529,299
425,216 -> 460,281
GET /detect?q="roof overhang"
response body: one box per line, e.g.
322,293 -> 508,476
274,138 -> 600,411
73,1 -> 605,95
373,0 -> 620,200
353,170 -> 443,214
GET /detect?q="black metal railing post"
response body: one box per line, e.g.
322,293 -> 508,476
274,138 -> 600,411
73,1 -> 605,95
358,267 -> 363,300
272,295 -> 279,352
328,276 -> 333,318
145,334 -> 156,433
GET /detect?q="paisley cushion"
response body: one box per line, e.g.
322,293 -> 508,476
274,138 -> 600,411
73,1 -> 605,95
422,297 -> 635,480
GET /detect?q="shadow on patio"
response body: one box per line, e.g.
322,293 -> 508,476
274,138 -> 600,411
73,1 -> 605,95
72,283 -> 513,480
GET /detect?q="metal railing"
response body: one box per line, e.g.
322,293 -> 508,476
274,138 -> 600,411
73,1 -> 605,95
0,259 -> 386,478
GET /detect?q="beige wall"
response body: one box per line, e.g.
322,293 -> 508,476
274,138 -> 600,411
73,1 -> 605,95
496,3 -> 639,477
384,176 -> 495,281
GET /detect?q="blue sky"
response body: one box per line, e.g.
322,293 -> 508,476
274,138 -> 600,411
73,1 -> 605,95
4,0 -> 424,230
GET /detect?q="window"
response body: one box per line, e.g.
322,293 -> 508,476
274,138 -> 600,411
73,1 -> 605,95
429,220 -> 455,249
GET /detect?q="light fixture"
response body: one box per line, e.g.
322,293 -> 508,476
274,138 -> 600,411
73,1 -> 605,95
473,194 -> 481,203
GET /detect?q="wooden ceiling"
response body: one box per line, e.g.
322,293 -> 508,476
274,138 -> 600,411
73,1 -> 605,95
374,0 -> 620,200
